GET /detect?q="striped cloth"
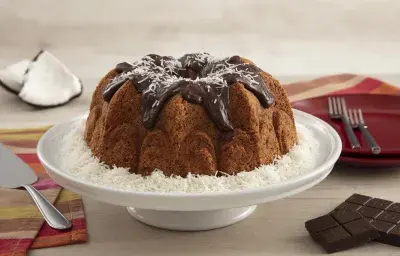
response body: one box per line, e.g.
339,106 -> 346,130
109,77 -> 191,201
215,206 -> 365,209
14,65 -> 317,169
0,74 -> 399,256
0,127 -> 87,256
285,73 -> 400,100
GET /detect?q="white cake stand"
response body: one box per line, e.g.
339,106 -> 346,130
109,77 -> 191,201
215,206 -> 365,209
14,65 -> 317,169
37,110 -> 341,231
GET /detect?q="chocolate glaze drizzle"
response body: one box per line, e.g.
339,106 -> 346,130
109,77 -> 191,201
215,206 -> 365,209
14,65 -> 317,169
103,53 -> 274,132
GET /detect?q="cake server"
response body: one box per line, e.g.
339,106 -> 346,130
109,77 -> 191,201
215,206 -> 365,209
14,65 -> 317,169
0,143 -> 71,230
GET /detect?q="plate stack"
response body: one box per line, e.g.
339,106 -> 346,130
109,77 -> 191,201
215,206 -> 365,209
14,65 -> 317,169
292,94 -> 400,167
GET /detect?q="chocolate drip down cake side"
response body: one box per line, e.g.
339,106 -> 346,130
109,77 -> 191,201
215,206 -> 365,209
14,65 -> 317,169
84,53 -> 297,177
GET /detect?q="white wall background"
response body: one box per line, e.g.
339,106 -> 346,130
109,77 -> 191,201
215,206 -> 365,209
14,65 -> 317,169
0,0 -> 399,80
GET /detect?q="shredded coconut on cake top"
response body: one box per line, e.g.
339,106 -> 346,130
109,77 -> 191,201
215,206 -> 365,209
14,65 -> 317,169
60,120 -> 319,193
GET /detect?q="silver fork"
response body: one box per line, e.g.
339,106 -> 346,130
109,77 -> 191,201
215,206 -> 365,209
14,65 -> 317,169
348,108 -> 381,155
328,97 -> 361,149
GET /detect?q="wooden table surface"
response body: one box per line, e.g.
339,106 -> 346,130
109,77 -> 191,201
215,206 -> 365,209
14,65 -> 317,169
2,1 -> 400,255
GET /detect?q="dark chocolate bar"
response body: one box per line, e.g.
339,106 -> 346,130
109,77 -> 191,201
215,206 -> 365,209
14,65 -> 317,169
333,194 -> 400,247
305,208 -> 379,253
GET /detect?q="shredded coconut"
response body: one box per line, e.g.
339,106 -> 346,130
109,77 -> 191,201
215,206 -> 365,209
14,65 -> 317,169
60,120 -> 319,193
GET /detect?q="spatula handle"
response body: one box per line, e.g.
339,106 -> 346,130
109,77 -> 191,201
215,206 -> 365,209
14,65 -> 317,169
23,184 -> 72,230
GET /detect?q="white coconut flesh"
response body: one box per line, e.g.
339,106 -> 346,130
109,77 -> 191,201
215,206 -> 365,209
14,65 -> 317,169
0,59 -> 31,94
19,51 -> 82,107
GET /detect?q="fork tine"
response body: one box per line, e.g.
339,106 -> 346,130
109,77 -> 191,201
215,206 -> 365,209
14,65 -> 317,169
341,97 -> 349,117
333,97 -> 337,115
332,97 -> 338,115
348,108 -> 355,125
358,109 -> 364,124
336,97 -> 342,115
353,109 -> 359,124
328,97 -> 333,116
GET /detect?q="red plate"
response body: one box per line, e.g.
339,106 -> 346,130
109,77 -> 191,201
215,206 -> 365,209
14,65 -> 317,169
291,94 -> 400,160
339,155 -> 400,168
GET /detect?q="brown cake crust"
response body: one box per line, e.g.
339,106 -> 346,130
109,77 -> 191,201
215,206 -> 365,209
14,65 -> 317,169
84,56 -> 297,176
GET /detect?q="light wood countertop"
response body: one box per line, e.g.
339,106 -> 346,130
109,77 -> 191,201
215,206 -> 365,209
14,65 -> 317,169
27,168 -> 400,256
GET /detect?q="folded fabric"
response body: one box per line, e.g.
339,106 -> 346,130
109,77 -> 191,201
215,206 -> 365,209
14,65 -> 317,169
285,73 -> 400,102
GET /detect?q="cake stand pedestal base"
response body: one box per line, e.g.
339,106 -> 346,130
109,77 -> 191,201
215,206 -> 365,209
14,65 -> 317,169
127,205 -> 257,231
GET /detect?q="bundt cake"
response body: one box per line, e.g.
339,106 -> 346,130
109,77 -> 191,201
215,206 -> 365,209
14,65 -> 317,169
84,53 -> 297,177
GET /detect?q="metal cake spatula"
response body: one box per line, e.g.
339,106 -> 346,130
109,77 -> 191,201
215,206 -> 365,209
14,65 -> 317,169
0,143 -> 71,230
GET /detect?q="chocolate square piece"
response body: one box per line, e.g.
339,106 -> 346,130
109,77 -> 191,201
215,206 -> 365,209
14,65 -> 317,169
344,219 -> 378,236
377,223 -> 400,247
346,194 -> 372,205
366,198 -> 393,210
371,220 -> 395,234
335,202 -> 362,212
316,226 -> 353,253
344,218 -> 379,237
318,226 -> 351,243
305,215 -> 338,234
390,225 -> 400,235
358,207 -> 383,219
330,209 -> 362,224
377,211 -> 400,224
305,212 -> 379,253
388,203 -> 400,214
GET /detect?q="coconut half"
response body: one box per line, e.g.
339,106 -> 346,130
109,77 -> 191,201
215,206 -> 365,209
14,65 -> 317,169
19,50 -> 83,107
0,59 -> 31,95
